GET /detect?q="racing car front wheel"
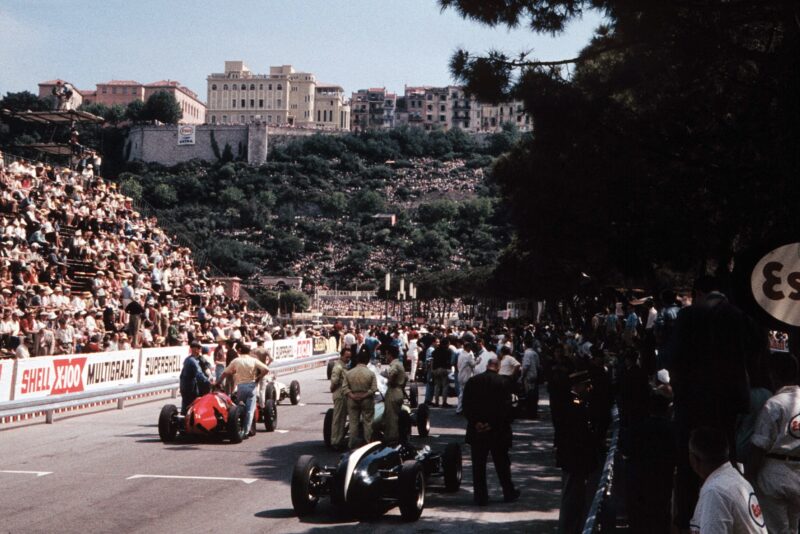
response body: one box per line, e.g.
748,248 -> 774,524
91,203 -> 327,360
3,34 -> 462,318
291,455 -> 321,516
443,443 -> 463,492
398,460 -> 425,521
264,383 -> 277,407
416,403 -> 430,437
289,380 -> 301,405
227,405 -> 247,443
158,404 -> 179,442
264,399 -> 278,432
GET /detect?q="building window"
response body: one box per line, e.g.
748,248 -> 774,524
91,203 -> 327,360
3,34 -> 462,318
277,84 -> 282,91
427,104 -> 433,111
440,115 -> 446,122
277,99 -> 282,107
101,87 -> 107,94
317,110 -> 321,121
267,115 -> 272,123
268,83 -> 272,90
212,84 -> 217,91
240,115 -> 245,123
259,84 -> 263,90
259,99 -> 263,108
232,100 -> 236,108
211,115 -> 217,124
426,94 -> 432,100
112,87 -> 117,94
240,84 -> 246,90
250,84 -> 255,90
250,99 -> 255,107
440,104 -> 445,112
427,114 -> 432,121
122,87 -> 128,94
223,84 -> 228,90
241,99 -> 245,107
222,115 -> 228,124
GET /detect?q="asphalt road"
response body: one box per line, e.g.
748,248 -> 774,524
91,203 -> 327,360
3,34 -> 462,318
0,365 -> 562,534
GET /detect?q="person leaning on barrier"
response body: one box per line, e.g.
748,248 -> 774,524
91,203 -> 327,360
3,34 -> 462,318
342,349 -> 378,449
691,426 -> 766,533
219,344 -> 268,438
330,348 -> 352,450
179,340 -> 212,414
382,345 -> 407,445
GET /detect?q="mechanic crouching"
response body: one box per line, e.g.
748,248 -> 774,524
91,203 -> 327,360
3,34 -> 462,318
342,349 -> 378,449
179,340 -> 212,414
330,348 -> 352,450
219,344 -> 269,438
382,345 -> 406,445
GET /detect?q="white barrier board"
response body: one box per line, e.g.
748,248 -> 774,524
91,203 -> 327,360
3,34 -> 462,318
139,346 -> 189,383
0,359 -> 14,402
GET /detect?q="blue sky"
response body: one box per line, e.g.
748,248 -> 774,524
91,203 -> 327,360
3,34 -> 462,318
0,0 -> 603,99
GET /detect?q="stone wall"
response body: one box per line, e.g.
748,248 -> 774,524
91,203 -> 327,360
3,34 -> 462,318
126,124 -> 266,166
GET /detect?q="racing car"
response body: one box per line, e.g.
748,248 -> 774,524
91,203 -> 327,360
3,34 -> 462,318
158,389 -> 277,444
263,374 -> 301,405
291,441 -> 462,521
323,364 -> 429,448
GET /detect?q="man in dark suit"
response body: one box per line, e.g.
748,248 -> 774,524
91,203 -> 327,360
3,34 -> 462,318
463,357 -> 520,505
179,340 -> 212,414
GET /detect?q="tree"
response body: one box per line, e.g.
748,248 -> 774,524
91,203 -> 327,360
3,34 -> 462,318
141,91 -> 182,124
126,100 -> 145,123
442,0 -> 800,295
0,91 -> 50,112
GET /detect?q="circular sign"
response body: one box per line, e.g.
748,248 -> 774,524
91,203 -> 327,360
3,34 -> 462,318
751,243 -> 800,327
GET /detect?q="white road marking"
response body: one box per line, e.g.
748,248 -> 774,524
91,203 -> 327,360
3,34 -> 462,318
276,429 -> 289,433
127,474 -> 257,484
298,403 -> 306,406
0,470 -> 52,477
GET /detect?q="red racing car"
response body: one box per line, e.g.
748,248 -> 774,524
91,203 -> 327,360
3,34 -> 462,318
158,390 -> 277,444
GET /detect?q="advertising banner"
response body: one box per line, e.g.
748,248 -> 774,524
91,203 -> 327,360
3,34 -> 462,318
0,359 -> 14,402
272,339 -> 296,361
177,124 -> 196,145
312,337 -> 328,355
13,350 -> 139,401
296,338 -> 312,359
139,346 -> 189,383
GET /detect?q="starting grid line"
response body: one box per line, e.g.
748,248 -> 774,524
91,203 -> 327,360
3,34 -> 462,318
0,470 -> 257,484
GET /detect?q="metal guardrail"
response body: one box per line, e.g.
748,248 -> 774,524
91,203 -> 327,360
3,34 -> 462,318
582,405 -> 620,534
0,352 -> 338,424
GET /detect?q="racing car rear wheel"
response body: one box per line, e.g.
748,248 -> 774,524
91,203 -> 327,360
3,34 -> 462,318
323,408 -> 334,448
264,399 -> 278,432
264,383 -> 277,408
227,404 -> 247,443
158,404 -> 179,442
443,443 -> 463,492
291,455 -> 321,516
289,380 -> 301,405
398,460 -> 425,521
408,383 -> 419,408
399,410 -> 412,443
416,403 -> 430,437
327,359 -> 336,380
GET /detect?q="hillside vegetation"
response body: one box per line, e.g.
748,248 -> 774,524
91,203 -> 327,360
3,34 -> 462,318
120,126 -> 521,296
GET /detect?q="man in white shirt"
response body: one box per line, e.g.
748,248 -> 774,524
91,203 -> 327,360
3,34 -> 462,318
456,342 -> 475,414
690,426 -> 766,533
746,353 -> 800,533
498,346 -> 521,384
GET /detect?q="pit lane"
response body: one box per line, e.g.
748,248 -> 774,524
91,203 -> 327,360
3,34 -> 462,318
0,366 -> 561,533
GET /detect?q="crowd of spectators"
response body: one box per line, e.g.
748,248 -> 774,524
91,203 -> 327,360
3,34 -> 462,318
0,151 -> 274,358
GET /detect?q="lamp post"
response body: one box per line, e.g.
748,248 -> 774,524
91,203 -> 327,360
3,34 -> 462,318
384,273 -> 391,323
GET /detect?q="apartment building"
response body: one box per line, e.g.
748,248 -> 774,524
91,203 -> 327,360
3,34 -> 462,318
350,88 -> 396,131
206,61 -> 350,130
144,80 -> 205,124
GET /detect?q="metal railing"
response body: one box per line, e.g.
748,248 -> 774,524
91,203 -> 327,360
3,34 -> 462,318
582,405 -> 620,533
0,352 -> 338,424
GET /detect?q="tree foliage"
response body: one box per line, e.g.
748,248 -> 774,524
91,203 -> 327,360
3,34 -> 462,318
141,91 -> 183,124
442,0 -> 800,297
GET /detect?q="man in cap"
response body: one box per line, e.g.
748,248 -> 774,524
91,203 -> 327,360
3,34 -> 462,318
382,345 -> 407,445
463,356 -> 519,505
556,370 -> 600,534
329,348 -> 352,450
179,340 -> 212,414
341,349 -> 378,449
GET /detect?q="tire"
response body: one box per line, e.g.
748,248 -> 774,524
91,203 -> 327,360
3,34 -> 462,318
323,408 -> 334,448
415,403 -> 430,437
399,409 -> 412,443
408,383 -> 419,408
289,380 -> 301,405
442,443 -> 462,492
327,359 -> 335,380
226,404 -> 247,443
264,399 -> 277,432
398,460 -> 425,521
291,455 -> 320,517
264,383 -> 276,406
158,404 -> 179,442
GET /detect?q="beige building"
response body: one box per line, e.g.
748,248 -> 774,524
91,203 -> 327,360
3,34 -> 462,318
206,61 -> 350,130
314,85 -> 350,130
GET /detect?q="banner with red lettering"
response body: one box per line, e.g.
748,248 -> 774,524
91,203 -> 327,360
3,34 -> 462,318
0,359 -> 14,402
14,350 -> 139,401
139,346 -> 190,383
296,338 -> 312,359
